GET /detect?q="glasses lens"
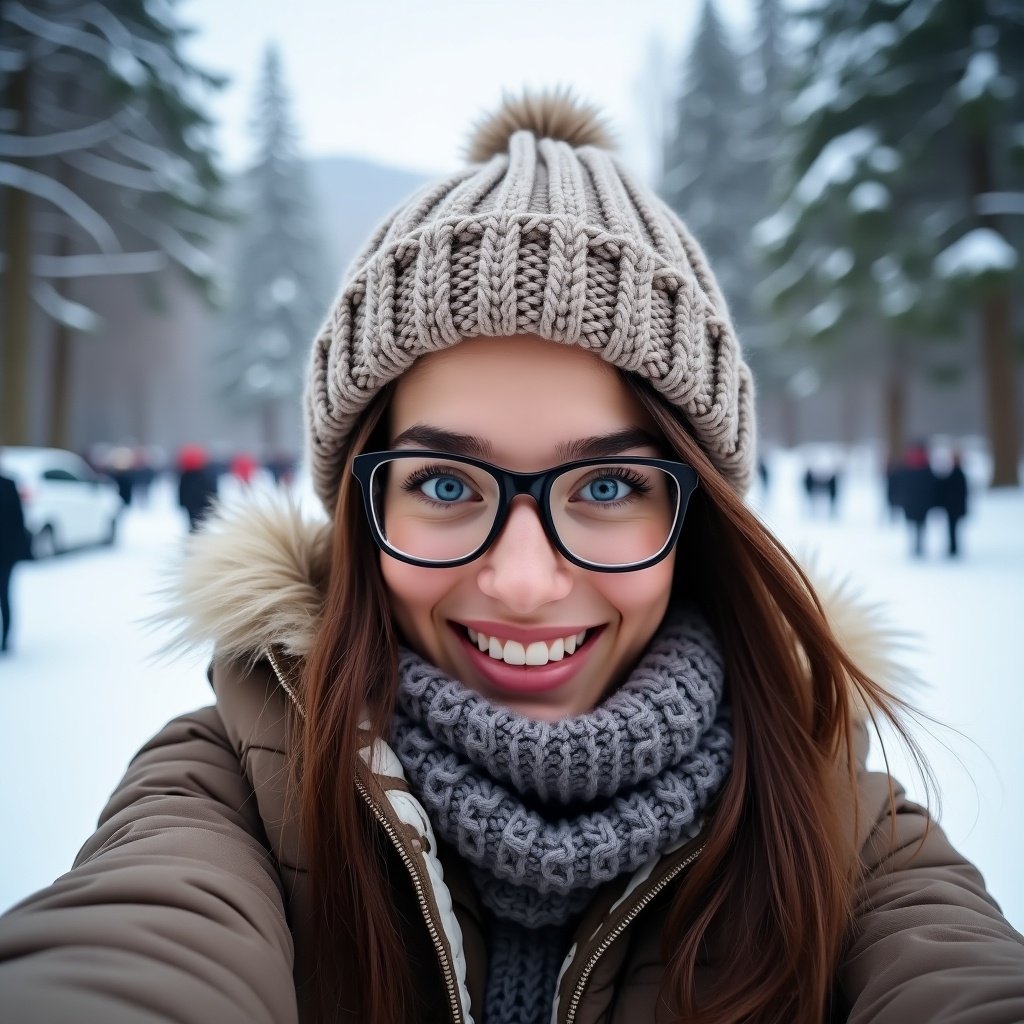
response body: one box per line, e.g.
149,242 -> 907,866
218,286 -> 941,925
550,462 -> 680,568
370,456 -> 500,563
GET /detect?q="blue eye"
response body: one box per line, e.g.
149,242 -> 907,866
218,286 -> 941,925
578,476 -> 632,502
421,475 -> 471,503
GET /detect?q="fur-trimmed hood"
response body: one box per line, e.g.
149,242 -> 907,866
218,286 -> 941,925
158,487 -> 920,708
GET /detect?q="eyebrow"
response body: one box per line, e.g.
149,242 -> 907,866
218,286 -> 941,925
390,425 -> 662,461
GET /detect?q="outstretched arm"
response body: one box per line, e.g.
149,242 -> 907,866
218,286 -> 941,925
840,778 -> 1024,1023
0,707 -> 297,1024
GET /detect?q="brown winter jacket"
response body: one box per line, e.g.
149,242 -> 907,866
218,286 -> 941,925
0,494 -> 1022,1023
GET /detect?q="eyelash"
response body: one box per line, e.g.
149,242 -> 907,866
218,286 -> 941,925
585,467 -> 651,490
401,464 -> 476,500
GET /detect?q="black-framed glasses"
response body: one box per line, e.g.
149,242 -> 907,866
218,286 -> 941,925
351,449 -> 699,572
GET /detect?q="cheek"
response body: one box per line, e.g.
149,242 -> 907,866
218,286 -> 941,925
595,556 -> 675,625
379,556 -> 460,644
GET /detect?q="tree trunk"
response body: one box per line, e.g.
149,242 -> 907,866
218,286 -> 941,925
884,344 -> 909,466
978,290 -> 1019,486
47,221 -> 74,449
2,65 -> 32,444
48,320 -> 73,448
968,132 -> 1020,487
838,370 -> 860,447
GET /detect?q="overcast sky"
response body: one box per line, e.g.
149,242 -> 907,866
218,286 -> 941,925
181,0 -> 755,183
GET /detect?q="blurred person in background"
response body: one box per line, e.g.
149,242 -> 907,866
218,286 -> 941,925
897,440 -> 939,558
936,448 -> 969,558
0,453 -> 31,654
176,444 -> 219,533
229,451 -> 259,487
131,446 -> 158,506
107,445 -> 137,507
0,92 -> 1021,1024
266,448 -> 297,486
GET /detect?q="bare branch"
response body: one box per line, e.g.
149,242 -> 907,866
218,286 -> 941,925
0,161 -> 119,252
132,210 -> 214,278
31,281 -> 102,332
63,150 -> 164,191
0,112 -> 131,158
34,250 -> 167,278
6,3 -> 109,65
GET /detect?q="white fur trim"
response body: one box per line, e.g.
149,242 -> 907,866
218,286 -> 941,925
153,488 -> 331,662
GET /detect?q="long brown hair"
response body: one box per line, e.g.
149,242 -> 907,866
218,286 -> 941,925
296,373 -> 925,1023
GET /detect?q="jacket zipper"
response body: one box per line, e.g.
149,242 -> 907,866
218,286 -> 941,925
353,776 -> 465,1024
562,843 -> 704,1024
263,650 -> 465,1024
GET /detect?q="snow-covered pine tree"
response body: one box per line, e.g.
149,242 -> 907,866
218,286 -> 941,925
759,0 -> 1023,483
660,0 -> 761,339
0,0 -> 228,445
214,46 -> 329,451
743,0 -> 812,441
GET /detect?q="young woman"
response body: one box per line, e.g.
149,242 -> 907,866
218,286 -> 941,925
1,92 -> 1021,1024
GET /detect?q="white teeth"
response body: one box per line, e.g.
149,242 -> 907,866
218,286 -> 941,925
503,640 -> 527,666
525,641 -> 549,666
466,627 -> 590,665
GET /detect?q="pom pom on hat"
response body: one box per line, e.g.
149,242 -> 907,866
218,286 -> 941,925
465,86 -> 616,163
305,83 -> 756,513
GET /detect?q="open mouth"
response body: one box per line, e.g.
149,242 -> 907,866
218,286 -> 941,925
454,623 -> 602,667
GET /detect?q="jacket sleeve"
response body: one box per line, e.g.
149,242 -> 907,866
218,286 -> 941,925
840,776 -> 1024,1023
0,707 -> 298,1024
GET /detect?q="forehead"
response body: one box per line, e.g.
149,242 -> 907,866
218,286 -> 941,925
388,336 -> 654,461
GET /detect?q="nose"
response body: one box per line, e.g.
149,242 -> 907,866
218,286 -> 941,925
476,497 -> 573,612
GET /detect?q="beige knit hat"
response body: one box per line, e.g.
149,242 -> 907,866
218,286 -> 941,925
305,89 -> 755,512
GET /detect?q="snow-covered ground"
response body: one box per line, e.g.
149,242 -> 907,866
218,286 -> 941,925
1,452 -> 1021,936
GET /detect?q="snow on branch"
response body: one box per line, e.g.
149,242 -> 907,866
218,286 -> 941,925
957,51 -> 1013,105
0,112 -> 131,158
34,250 -> 167,278
796,128 -> 879,206
31,281 -> 101,332
64,150 -> 164,191
0,45 -> 28,72
80,2 -> 183,89
109,133 -> 184,174
132,212 -> 214,278
0,161 -> 119,252
976,192 -> 1024,217
753,205 -> 799,251
935,228 -> 1018,279
6,3 -> 109,65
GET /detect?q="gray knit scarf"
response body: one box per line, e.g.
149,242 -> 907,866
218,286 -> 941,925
390,606 -> 732,1024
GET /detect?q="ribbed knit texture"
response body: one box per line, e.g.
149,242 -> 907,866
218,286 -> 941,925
304,96 -> 756,514
390,606 -> 732,1024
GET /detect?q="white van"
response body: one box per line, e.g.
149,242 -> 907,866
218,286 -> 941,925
0,447 -> 123,557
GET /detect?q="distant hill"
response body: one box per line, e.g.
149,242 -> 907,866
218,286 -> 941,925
307,155 -> 435,282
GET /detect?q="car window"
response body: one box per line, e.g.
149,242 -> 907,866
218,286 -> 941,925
42,468 -> 84,483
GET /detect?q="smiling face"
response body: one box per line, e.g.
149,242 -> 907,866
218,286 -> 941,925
378,334 -> 678,721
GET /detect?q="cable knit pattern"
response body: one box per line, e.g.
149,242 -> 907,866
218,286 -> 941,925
395,610 -> 727,805
390,606 -> 732,1023
304,92 -> 756,514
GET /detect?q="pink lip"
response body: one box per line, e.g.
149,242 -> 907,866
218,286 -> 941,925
451,622 -> 605,696
458,619 -> 594,644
